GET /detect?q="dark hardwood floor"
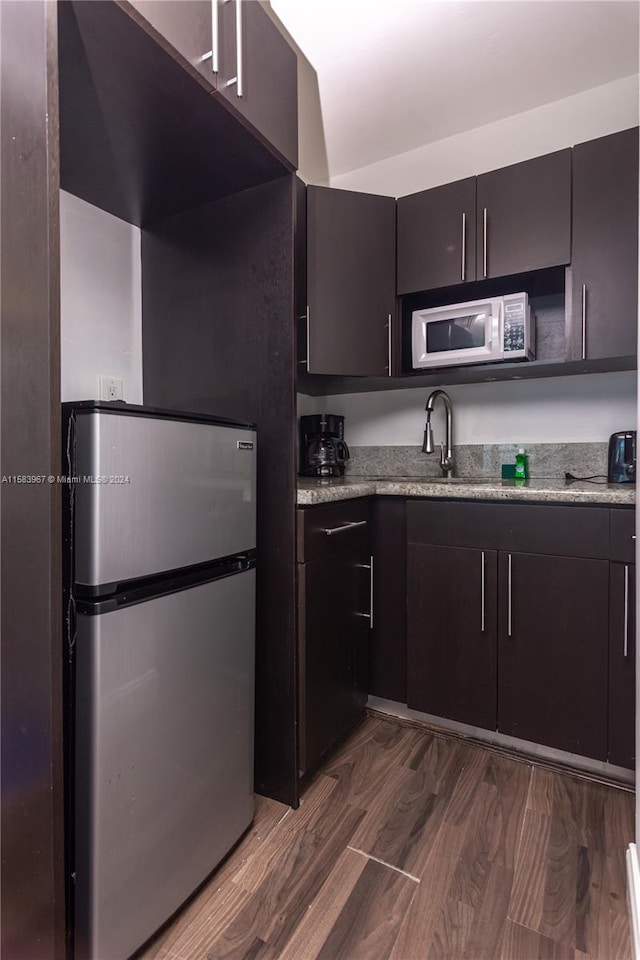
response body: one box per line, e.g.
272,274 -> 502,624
139,715 -> 634,960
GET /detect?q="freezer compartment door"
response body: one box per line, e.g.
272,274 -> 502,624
72,410 -> 256,589
74,569 -> 255,960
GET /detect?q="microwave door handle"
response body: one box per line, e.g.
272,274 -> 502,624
494,303 -> 503,357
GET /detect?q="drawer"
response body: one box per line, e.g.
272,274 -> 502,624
407,500 -> 504,550
610,508 -> 636,563
496,503 -> 610,559
407,499 -> 610,559
297,498 -> 370,563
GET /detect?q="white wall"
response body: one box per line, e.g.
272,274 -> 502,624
310,77 -> 639,446
306,372 -> 637,446
331,75 -> 639,196
60,190 -> 143,403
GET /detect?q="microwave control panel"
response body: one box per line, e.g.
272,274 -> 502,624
502,293 -> 533,360
503,298 -> 525,353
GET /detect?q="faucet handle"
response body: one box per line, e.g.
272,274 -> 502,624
440,442 -> 455,475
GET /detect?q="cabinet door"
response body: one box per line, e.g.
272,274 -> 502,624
397,178 -> 476,294
476,150 -> 571,280
298,542 -> 370,777
307,186 -> 396,376
218,0 -> 298,167
126,1 -> 214,82
370,499 -> 407,702
498,552 -> 608,759
569,128 -> 639,361
609,563 -> 636,769
407,544 -> 497,730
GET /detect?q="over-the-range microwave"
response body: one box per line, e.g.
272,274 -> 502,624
411,292 -> 535,370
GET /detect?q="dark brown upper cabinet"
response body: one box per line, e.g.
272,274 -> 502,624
569,127 -> 639,362
125,0 -> 298,169
397,177 -> 477,294
218,0 -> 298,168
306,186 -> 396,377
476,149 -> 571,280
125,0 -> 214,82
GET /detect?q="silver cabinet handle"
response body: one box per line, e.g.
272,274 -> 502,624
222,0 -> 242,95
481,550 -> 485,633
199,0 -> 219,69
298,307 -> 310,369
236,0 -> 243,97
507,553 -> 512,637
212,0 -> 219,72
482,208 -> 488,278
461,212 -> 466,282
624,564 -> 630,658
581,283 -> 587,360
323,520 -> 367,536
355,556 -> 374,627
387,314 -> 392,376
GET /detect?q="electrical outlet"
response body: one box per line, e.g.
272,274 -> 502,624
99,376 -> 124,401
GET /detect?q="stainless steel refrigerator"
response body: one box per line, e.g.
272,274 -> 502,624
63,402 -> 257,960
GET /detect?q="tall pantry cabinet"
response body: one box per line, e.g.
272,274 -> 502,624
1,2 -> 300,957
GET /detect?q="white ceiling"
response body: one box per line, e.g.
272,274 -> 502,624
270,0 -> 640,178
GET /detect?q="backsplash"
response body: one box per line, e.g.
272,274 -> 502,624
345,442 -> 609,479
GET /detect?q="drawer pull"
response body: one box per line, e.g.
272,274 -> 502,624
507,553 -> 513,637
624,564 -> 630,658
481,551 -> 485,633
581,284 -> 587,360
323,520 -> 367,536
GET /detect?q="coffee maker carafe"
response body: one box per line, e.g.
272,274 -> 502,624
299,414 -> 349,477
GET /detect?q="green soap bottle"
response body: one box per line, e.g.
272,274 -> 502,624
514,448 -> 529,482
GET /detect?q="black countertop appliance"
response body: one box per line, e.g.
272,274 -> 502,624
299,414 -> 349,477
608,430 -> 636,483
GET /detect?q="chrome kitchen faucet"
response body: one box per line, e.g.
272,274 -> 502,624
422,389 -> 455,477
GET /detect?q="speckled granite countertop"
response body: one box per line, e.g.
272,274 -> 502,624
297,476 -> 636,507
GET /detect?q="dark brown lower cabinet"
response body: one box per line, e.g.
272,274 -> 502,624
407,544 -> 497,730
498,552 -> 609,760
370,499 -> 407,703
609,563 -> 636,769
298,526 -> 370,778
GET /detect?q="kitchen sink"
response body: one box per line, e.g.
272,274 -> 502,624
363,476 -> 495,484
420,477 -> 494,484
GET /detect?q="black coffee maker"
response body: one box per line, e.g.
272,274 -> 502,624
299,414 -> 350,477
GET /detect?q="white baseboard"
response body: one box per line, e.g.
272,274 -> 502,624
627,844 -> 640,959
